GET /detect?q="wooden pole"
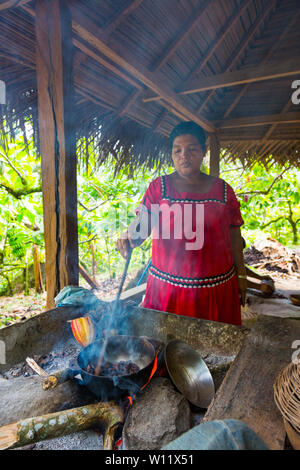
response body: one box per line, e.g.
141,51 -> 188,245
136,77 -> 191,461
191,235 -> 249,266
35,0 -> 79,309
33,244 -> 43,293
209,134 -> 220,177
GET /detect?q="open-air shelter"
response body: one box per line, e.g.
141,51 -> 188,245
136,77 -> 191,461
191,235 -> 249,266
0,0 -> 299,309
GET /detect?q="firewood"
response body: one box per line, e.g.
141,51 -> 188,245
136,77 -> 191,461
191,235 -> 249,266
0,402 -> 123,450
42,368 -> 71,390
26,357 -> 48,377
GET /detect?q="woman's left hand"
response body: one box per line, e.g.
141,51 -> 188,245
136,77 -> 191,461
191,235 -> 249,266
237,276 -> 247,307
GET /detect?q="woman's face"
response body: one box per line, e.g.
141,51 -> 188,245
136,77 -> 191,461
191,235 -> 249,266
172,134 -> 204,178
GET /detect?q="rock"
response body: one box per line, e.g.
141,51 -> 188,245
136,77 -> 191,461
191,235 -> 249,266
122,377 -> 192,450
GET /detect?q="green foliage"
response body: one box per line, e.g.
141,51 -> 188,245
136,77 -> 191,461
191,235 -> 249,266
220,160 -> 300,247
0,123 -> 299,296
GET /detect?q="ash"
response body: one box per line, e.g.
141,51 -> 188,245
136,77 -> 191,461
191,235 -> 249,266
0,339 -> 81,380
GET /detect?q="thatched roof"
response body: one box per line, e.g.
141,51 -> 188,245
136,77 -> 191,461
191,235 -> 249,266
0,0 -> 300,169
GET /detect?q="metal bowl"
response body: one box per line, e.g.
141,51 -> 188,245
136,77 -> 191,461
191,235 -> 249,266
164,339 -> 215,408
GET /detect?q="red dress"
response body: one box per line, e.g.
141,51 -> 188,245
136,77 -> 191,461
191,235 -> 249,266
137,174 -> 244,326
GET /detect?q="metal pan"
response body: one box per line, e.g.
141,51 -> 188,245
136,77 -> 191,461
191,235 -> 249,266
164,339 -> 215,408
73,335 -> 156,400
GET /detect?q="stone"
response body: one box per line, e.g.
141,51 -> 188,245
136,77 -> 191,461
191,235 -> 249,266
122,377 -> 192,450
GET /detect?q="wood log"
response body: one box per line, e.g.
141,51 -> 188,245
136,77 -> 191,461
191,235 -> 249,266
42,368 -> 72,390
0,401 -> 123,450
79,263 -> 101,290
0,375 -> 95,427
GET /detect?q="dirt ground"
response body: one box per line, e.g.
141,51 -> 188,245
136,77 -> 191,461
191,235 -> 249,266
0,238 -> 299,329
0,271 -> 138,328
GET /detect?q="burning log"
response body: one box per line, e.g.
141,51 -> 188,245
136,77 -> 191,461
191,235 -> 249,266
42,368 -> 72,390
0,402 -> 123,450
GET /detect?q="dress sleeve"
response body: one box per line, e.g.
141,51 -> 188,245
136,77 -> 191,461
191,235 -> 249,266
136,177 -> 162,215
226,183 -> 244,227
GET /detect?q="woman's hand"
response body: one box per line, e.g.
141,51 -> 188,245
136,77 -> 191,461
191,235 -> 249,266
116,232 -> 135,259
237,276 -> 247,307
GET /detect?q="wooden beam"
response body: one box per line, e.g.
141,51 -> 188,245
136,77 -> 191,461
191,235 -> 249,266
23,3 -> 215,131
0,0 -> 29,10
209,134 -> 220,177
35,0 -> 79,309
223,10 -> 300,118
184,0 -> 252,81
198,0 -> 277,113
71,8 -> 215,132
151,0 -> 213,71
104,0 -> 144,34
215,112 -> 300,129
263,99 -> 293,140
178,60 -> 300,95
118,89 -> 142,116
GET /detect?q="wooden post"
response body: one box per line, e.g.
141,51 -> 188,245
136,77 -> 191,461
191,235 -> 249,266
35,0 -> 79,309
209,133 -> 220,177
33,244 -> 44,293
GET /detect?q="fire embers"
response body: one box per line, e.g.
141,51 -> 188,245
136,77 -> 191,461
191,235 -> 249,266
85,360 -> 140,377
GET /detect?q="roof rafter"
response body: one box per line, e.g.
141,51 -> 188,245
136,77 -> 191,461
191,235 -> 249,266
198,0 -> 277,113
71,8 -> 215,132
150,0 -> 213,71
222,8 -> 300,118
0,0 -> 30,11
103,0 -> 144,35
177,60 -> 300,95
215,111 -> 300,129
184,0 -> 253,82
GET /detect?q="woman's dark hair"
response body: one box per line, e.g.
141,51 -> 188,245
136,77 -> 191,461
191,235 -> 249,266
169,121 -> 207,152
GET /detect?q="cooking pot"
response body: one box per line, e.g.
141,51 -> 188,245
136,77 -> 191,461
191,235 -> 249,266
68,335 -> 156,401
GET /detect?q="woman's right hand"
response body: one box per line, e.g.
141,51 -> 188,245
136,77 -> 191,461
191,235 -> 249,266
116,232 -> 135,259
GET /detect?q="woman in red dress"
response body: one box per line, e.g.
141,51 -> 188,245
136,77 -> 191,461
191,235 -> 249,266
117,121 -> 247,326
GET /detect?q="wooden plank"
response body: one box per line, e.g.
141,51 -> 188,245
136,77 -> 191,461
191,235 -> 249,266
102,282 -> 147,304
216,112 -> 300,129
35,0 -> 78,309
203,315 -> 300,450
178,60 -> 300,95
209,134 -> 220,177
71,8 -> 215,132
